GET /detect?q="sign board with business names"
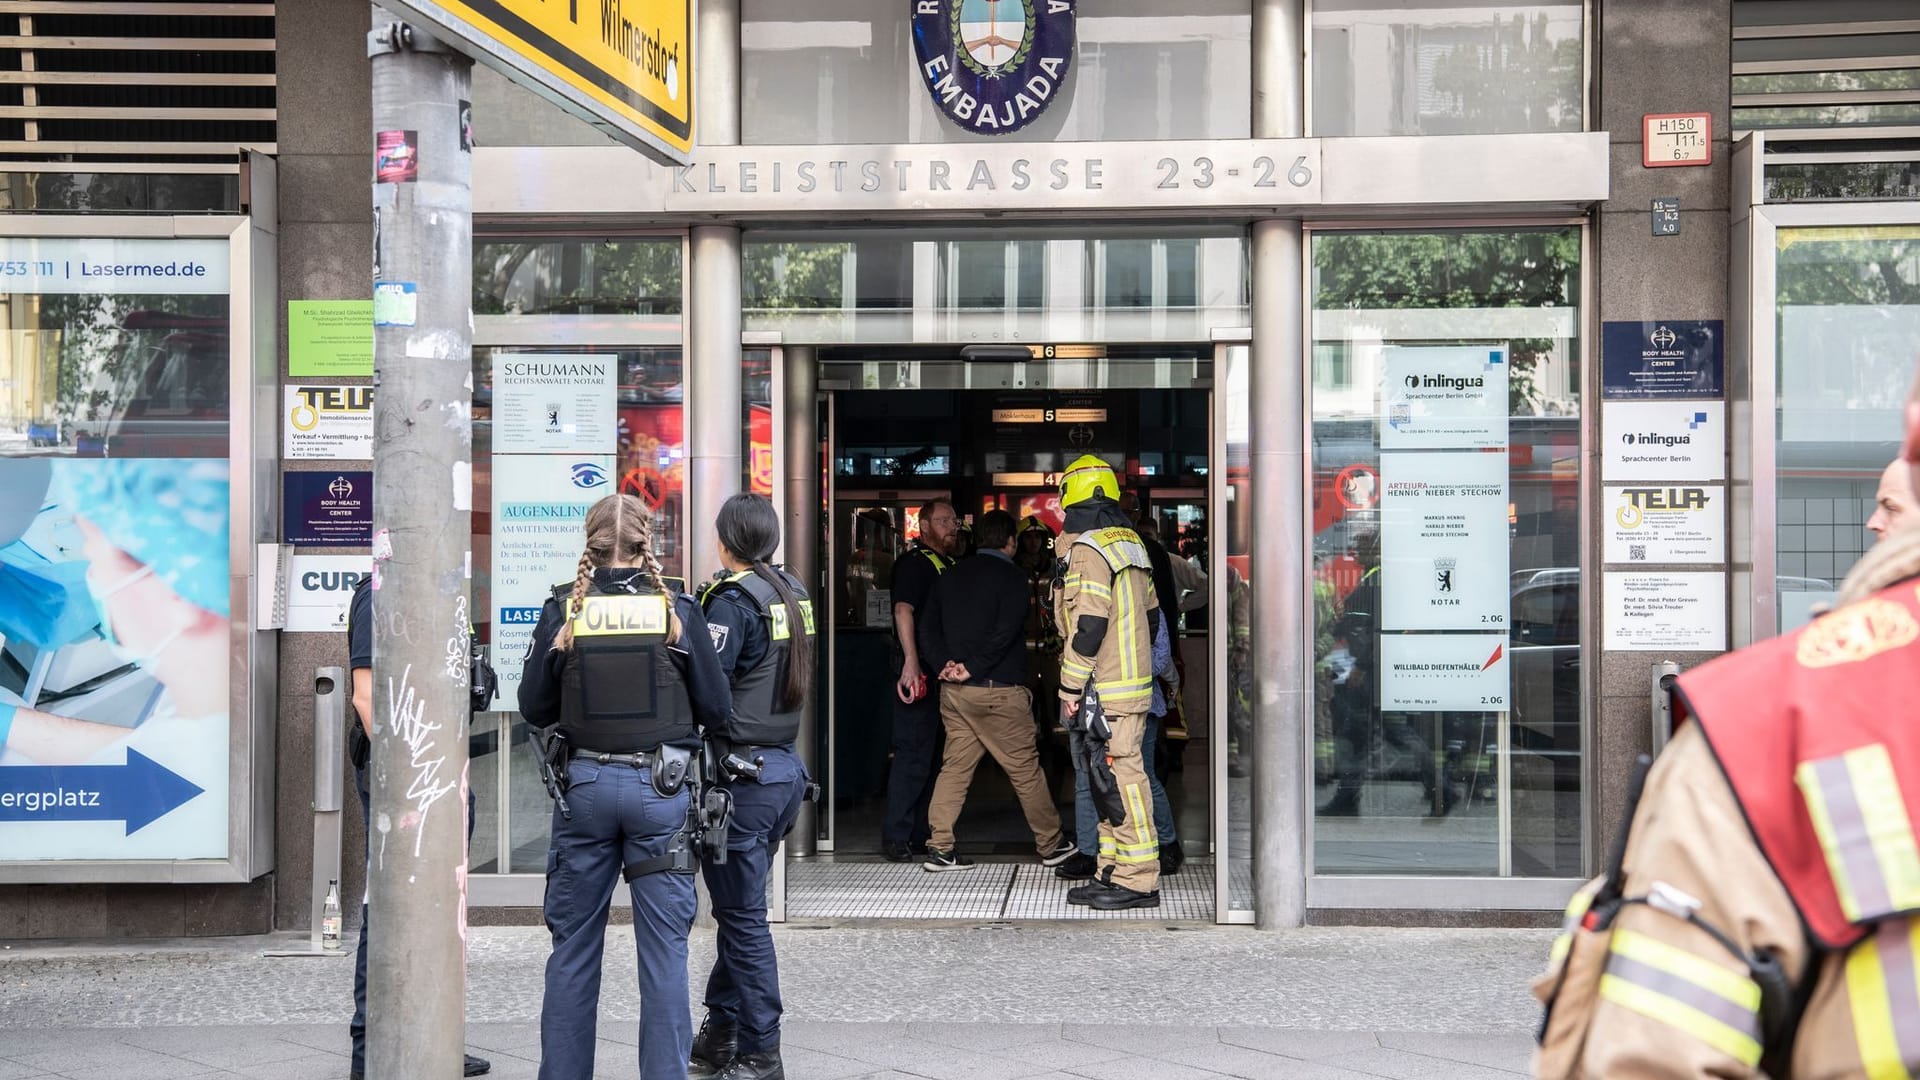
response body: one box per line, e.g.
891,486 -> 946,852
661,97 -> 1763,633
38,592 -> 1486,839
381,0 -> 692,163
1605,571 -> 1726,651
1602,319 -> 1723,399
1379,346 -> 1509,451
1604,485 -> 1726,565
284,385 -> 373,460
1604,401 -> 1725,482
285,555 -> 373,633
1381,634 -> 1510,713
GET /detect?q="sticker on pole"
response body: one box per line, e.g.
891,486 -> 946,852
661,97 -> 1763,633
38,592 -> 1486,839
375,130 -> 418,183
373,281 -> 417,327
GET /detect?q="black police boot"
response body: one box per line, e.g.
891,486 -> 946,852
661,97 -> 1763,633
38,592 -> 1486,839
715,1048 -> 785,1080
689,1015 -> 738,1078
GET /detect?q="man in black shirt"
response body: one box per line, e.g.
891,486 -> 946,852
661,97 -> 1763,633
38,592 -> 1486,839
916,510 -> 1074,871
879,499 -> 959,861
345,577 -> 490,1080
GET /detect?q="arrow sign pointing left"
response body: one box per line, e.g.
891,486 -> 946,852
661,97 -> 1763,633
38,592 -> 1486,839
0,749 -> 205,834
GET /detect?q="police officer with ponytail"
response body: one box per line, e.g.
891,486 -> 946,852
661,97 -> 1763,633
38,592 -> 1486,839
688,494 -> 814,1080
518,493 -> 732,1080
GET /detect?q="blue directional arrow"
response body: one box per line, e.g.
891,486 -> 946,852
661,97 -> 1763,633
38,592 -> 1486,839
0,749 -> 205,834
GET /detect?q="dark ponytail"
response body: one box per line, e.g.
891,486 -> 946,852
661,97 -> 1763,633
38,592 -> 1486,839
716,493 -> 813,711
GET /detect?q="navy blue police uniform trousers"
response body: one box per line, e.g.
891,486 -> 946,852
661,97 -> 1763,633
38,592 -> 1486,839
701,745 -> 807,1053
881,686 -> 942,849
538,759 -> 697,1080
351,764 -> 476,1077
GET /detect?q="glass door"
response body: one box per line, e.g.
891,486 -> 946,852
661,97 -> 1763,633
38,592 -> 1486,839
1212,339 -> 1254,922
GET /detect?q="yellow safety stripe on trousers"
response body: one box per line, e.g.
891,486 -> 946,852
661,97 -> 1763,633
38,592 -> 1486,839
1126,781 -> 1156,851
1798,743 -> 1920,924
1845,918 -> 1920,1080
1598,929 -> 1764,1066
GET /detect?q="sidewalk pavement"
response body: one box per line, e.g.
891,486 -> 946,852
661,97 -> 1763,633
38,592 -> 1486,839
0,923 -> 1553,1079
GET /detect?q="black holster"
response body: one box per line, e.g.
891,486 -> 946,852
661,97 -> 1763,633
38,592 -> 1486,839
653,744 -> 693,797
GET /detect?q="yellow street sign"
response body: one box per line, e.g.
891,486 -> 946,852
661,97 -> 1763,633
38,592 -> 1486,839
389,0 -> 693,163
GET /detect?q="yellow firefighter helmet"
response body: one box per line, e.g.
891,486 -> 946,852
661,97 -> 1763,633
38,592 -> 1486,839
1060,454 -> 1119,509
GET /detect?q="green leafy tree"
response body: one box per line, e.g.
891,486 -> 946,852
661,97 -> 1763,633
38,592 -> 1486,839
474,240 -> 682,315
1428,13 -> 1583,134
1313,229 -> 1581,413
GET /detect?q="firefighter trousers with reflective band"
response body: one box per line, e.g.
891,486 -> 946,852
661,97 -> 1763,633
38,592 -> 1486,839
1097,713 -> 1160,894
539,760 -> 696,1080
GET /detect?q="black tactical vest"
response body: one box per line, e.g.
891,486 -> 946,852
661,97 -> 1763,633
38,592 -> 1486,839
557,580 -> 697,753
701,569 -> 813,746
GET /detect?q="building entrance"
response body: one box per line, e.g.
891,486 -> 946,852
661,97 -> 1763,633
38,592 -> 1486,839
782,343 -> 1231,921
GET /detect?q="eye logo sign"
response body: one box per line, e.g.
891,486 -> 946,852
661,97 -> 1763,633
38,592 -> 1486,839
912,0 -> 1076,136
570,462 -> 609,489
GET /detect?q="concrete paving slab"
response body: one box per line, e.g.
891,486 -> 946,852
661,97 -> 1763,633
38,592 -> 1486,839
1374,1031 -> 1534,1074
1316,1045 -> 1529,1080
1216,1027 -> 1382,1061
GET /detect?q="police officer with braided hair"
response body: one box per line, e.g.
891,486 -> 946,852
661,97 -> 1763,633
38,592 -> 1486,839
689,494 -> 815,1080
518,493 -> 733,1080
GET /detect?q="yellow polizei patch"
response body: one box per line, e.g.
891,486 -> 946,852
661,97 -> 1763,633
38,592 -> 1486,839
571,593 -> 670,638
770,600 -> 816,640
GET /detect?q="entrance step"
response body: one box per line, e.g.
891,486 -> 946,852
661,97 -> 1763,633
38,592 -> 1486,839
786,857 -> 1217,921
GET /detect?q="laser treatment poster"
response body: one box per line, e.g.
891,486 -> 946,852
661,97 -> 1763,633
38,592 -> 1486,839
0,458 -> 229,861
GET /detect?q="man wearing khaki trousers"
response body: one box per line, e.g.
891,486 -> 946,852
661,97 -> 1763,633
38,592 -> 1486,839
916,509 -> 1077,872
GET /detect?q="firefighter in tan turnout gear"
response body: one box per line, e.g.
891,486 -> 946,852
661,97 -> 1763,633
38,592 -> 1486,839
1053,455 -> 1163,911
1531,369 -> 1920,1079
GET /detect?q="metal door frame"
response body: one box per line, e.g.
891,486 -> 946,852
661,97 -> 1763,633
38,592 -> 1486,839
1211,334 -> 1255,924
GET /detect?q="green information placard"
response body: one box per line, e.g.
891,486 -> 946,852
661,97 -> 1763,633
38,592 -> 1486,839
288,300 -> 373,377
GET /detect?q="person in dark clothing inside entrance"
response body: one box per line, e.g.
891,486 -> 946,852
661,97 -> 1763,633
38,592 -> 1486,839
345,576 -> 490,1080
917,509 -> 1075,871
518,493 -> 733,1080
689,494 -> 814,1080
879,499 -> 960,861
1323,528 -> 1440,818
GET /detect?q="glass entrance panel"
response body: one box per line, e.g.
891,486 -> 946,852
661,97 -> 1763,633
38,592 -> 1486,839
1773,226 -> 1920,632
1214,342 -> 1254,917
1308,227 -> 1585,879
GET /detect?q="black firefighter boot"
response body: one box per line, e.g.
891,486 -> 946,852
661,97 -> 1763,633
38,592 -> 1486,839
715,1048 -> 785,1080
689,1015 -> 738,1079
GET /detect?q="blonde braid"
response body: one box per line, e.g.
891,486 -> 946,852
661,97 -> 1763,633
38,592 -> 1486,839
632,513 -> 682,644
553,549 -> 594,651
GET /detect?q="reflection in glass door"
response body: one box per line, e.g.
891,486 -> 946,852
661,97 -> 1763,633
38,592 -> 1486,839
1305,227 -> 1587,885
1213,341 -> 1254,920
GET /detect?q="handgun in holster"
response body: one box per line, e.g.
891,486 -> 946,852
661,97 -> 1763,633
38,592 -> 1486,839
527,726 -> 572,821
